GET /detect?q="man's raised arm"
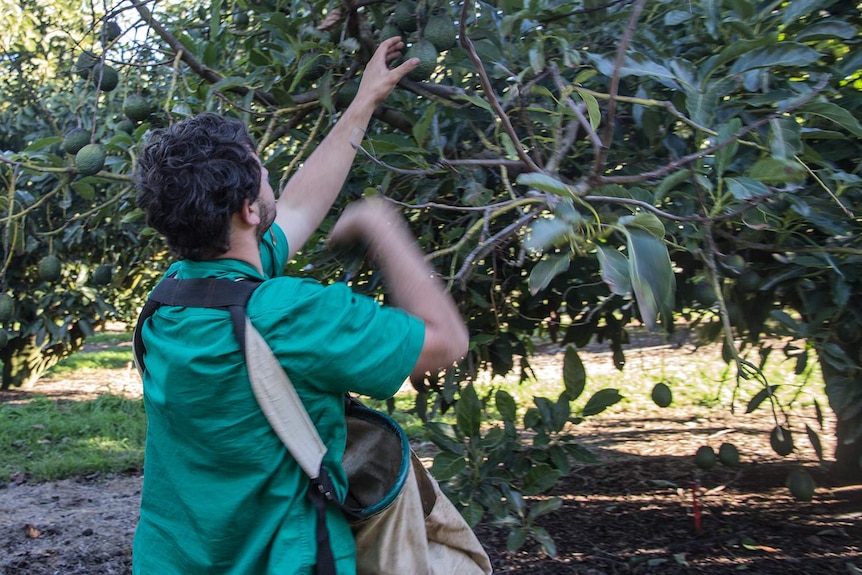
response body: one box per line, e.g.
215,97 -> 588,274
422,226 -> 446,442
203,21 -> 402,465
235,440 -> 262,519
274,38 -> 418,258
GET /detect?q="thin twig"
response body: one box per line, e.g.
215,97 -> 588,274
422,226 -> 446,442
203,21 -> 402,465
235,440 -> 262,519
353,143 -> 447,176
581,192 -> 771,222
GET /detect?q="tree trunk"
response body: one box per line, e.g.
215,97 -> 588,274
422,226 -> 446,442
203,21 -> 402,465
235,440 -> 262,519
818,343 -> 862,483
0,324 -> 85,389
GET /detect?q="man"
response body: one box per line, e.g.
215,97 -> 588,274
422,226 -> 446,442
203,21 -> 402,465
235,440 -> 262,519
132,37 -> 469,574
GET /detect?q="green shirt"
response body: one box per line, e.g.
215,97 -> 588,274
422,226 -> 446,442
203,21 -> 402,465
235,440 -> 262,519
132,224 -> 425,574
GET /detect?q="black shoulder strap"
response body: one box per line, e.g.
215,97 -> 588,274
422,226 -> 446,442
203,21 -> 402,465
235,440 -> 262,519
133,277 -> 262,372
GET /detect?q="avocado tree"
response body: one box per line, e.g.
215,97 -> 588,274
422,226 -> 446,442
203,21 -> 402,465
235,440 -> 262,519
2,0 -> 860,549
0,0 -> 174,386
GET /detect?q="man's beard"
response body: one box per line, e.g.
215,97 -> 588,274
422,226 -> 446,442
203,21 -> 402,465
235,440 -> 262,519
255,197 -> 276,242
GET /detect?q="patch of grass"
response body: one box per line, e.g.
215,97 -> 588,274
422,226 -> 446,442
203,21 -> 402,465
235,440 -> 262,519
48,349 -> 133,374
85,331 -> 133,346
0,394 -> 146,482
46,332 -> 133,375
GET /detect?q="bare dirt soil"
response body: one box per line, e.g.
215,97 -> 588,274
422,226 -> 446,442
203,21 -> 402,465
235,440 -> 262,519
1,340 -> 860,575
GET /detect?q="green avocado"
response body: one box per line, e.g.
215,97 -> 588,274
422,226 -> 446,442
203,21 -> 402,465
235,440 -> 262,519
423,14 -> 456,52
0,294 -> 14,323
718,442 -> 740,468
406,40 -> 438,81
650,382 -> 672,408
694,445 -> 716,470
63,128 -> 91,155
769,425 -> 794,457
786,468 -> 815,501
38,255 -> 62,282
75,143 -> 107,176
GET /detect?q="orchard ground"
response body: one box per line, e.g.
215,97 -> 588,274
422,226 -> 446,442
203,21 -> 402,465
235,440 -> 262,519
1,332 -> 860,575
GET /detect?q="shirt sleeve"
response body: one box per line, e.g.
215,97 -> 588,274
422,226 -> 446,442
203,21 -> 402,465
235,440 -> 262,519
259,224 -> 290,279
250,278 -> 425,400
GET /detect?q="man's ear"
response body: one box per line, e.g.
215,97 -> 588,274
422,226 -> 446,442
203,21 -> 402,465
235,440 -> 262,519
240,198 -> 261,227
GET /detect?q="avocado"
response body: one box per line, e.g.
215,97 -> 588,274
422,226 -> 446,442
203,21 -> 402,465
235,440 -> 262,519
651,382 -> 672,408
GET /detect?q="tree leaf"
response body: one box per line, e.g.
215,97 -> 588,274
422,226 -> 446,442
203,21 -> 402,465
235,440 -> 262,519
565,443 -> 601,463
582,388 -> 623,417
517,172 -> 578,198
528,253 -> 571,295
805,424 -> 824,462
550,396 -> 571,432
574,88 -> 601,131
769,117 -> 803,160
783,0 -> 838,25
527,496 -> 563,521
425,422 -> 464,455
431,451 -> 466,480
525,218 -> 572,254
664,10 -> 693,25
745,385 -> 780,413
523,463 -> 562,495
725,177 -> 770,199
800,102 -> 862,138
530,526 -> 557,557
715,118 -> 742,176
619,212 -> 666,239
748,158 -> 806,183
586,52 -> 680,90
24,137 -> 62,152
624,228 -> 676,331
728,43 -> 820,75
596,245 -> 632,296
506,528 -> 528,552
797,19 -> 858,41
456,384 -> 482,438
496,390 -> 517,422
562,345 -> 586,401
412,103 -> 437,147
461,500 -> 485,528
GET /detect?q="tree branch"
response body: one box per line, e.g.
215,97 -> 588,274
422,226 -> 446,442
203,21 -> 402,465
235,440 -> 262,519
453,211 -> 538,287
592,0 -> 648,180
595,75 -> 830,185
458,2 -> 541,173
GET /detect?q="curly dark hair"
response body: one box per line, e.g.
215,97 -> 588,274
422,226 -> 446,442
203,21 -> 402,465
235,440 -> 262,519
135,113 -> 262,260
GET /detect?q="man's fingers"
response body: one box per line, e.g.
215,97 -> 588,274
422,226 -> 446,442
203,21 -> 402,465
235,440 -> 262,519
391,57 -> 420,78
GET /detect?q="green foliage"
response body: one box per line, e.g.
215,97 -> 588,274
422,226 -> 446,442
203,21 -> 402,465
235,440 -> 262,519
0,395 -> 146,482
427,353 -> 608,555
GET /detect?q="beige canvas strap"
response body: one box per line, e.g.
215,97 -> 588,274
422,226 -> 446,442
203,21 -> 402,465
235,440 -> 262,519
244,316 -> 327,480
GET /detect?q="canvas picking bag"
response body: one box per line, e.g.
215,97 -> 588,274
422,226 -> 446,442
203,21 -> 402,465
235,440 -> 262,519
134,277 -> 492,575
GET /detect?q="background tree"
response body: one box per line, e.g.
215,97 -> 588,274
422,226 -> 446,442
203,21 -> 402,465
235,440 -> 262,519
1,0 -> 860,551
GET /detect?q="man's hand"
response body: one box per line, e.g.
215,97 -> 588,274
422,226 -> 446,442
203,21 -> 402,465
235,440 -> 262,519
328,197 -> 399,250
352,37 -> 419,110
